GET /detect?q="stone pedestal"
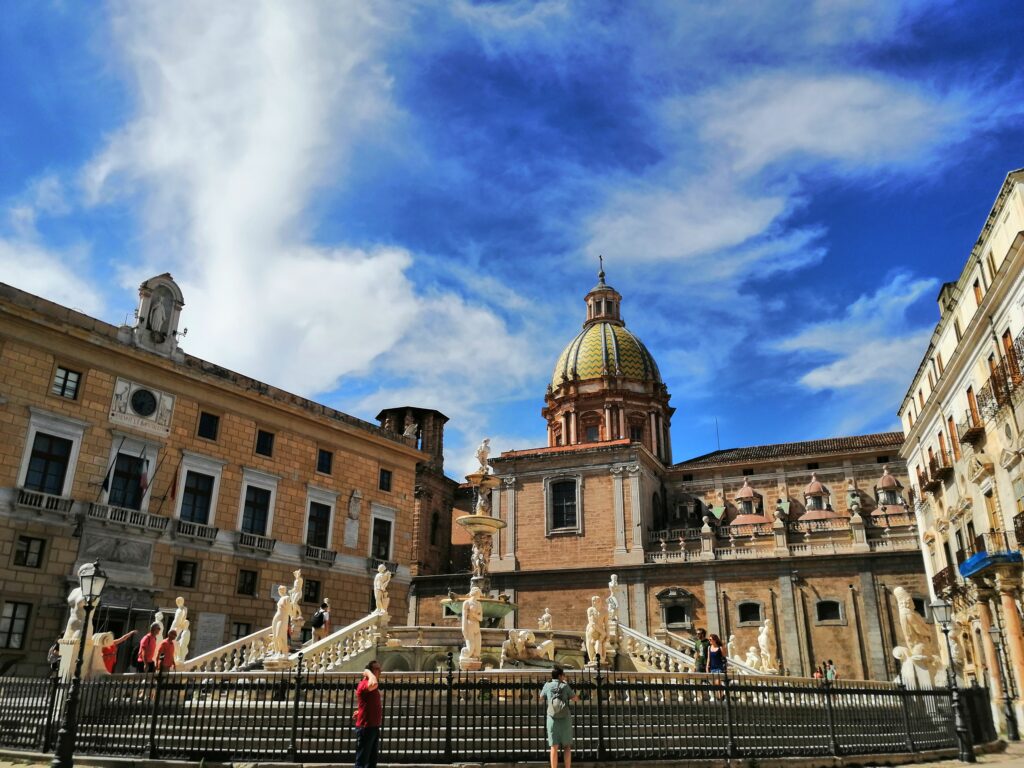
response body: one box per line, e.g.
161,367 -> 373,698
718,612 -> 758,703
459,656 -> 482,671
263,654 -> 296,671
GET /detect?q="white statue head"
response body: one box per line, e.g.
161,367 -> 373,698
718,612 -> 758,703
469,586 -> 482,598
175,596 -> 185,608
377,563 -> 388,574
278,585 -> 288,596
591,595 -> 600,607
609,574 -> 618,587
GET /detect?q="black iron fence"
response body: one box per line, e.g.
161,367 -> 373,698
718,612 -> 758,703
0,661 -> 995,763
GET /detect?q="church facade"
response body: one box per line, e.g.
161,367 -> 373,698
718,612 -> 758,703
412,270 -> 932,680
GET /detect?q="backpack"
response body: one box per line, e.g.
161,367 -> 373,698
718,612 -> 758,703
310,609 -> 325,629
547,682 -> 569,719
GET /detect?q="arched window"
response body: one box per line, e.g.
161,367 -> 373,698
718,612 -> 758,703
430,511 -> 440,546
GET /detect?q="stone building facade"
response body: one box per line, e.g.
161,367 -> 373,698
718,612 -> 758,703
413,272 -> 931,681
0,275 -> 427,675
898,168 -> 1024,728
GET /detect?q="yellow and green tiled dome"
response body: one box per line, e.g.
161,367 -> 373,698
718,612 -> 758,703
552,322 -> 662,389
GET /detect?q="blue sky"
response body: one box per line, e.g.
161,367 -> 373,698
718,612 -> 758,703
2,1 -> 1023,478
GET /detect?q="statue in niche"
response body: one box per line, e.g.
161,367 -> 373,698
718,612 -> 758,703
402,413 -> 419,439
460,586 -> 483,661
538,607 -> 553,632
373,564 -> 392,614
475,438 -> 491,474
147,288 -> 172,338
585,595 -> 607,663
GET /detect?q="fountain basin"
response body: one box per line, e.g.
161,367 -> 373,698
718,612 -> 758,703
440,595 -> 516,622
456,514 -> 506,536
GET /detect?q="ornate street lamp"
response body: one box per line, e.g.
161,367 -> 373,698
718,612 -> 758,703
931,598 -> 975,763
988,624 -> 1020,741
51,561 -> 108,768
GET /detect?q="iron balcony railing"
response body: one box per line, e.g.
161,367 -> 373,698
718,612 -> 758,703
932,564 -> 957,596
928,455 -> 953,482
976,367 -> 1016,421
1015,511 -> 1024,549
0,665 -> 996,763
959,531 -> 1024,579
957,408 -> 985,446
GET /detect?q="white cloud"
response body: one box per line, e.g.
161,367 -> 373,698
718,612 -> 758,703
0,238 -> 103,315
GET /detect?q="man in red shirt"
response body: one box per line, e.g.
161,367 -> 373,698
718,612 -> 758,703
353,660 -> 382,768
156,629 -> 177,672
136,623 -> 160,673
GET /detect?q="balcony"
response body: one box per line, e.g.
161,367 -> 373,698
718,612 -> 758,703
976,367 -> 1017,421
173,518 -> 219,543
958,531 -> 1023,578
1015,511 -> 1024,548
932,564 -> 958,596
236,531 -> 277,555
303,544 -> 338,566
16,487 -> 74,515
958,409 -> 985,446
928,454 -> 953,482
921,470 -> 942,494
87,502 -> 170,535
369,557 -> 398,573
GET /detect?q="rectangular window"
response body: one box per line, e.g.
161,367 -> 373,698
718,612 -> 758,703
241,486 -> 271,535
742,468 -> 754,476
987,252 -> 997,281
629,425 -> 643,442
876,455 -> 890,464
551,480 -> 578,530
317,449 -> 333,475
232,622 -> 252,640
974,279 -> 983,305
25,433 -> 73,495
682,474 -> 693,482
371,517 -> 392,561
14,536 -> 45,568
236,569 -> 258,596
948,417 -> 961,461
378,468 -> 392,492
173,559 -> 198,589
306,501 -> 332,549
585,425 -> 599,442
927,371 -> 934,389
0,602 -> 30,649
197,411 -> 220,441
255,429 -> 275,457
806,462 -> 819,470
108,453 -> 145,510
302,579 -> 321,604
180,471 -> 215,524
51,366 -> 81,399
1013,478 -> 1024,516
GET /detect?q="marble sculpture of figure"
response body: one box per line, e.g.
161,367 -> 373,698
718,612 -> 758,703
538,607 -> 553,631
270,585 -> 293,656
475,438 -> 491,472
893,586 -> 931,649
175,619 -> 191,664
373,564 -> 392,614
402,414 -> 418,438
727,634 -> 737,661
148,295 -> 169,334
154,611 -> 165,642
289,570 -> 304,607
170,596 -> 188,636
585,595 -> 607,662
758,618 -> 775,671
461,586 -> 483,660
745,647 -> 762,671
63,587 -> 87,642
606,575 -> 619,622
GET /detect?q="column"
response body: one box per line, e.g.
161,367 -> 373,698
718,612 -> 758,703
569,411 -> 577,444
704,578 -> 721,635
619,408 -> 626,440
547,424 -> 553,446
629,465 -> 643,550
858,571 -> 888,680
995,572 -> 1024,699
611,466 -> 627,554
779,576 -> 806,674
976,595 -> 1005,700
649,412 -> 659,456
560,413 -> 568,444
490,484 -> 502,565
503,477 -> 516,560
604,406 -> 613,440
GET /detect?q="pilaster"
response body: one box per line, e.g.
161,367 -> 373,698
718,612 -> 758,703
858,570 -> 888,680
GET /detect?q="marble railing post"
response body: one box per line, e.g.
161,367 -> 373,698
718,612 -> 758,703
700,520 -> 716,561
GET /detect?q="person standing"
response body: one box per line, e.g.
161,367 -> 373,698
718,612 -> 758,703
541,667 -> 579,768
693,628 -> 709,673
353,660 -> 383,768
706,634 -> 727,673
311,599 -> 331,641
825,660 -> 837,681
136,622 -> 160,673
156,629 -> 177,672
100,630 -> 136,673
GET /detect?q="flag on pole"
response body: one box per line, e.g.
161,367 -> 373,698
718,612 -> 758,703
100,437 -> 126,494
138,448 -> 149,496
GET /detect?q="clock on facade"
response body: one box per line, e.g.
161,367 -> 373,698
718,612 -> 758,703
130,388 -> 158,417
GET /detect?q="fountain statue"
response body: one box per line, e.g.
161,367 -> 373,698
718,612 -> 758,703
460,586 -> 484,670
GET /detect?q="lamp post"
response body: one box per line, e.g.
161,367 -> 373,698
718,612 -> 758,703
931,598 -> 975,763
51,561 -> 107,768
989,624 -> 1020,741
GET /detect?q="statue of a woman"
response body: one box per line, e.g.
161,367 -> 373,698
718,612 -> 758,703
461,587 -> 483,660
62,587 -> 86,642
585,596 -> 607,663
170,596 -> 188,636
373,564 -> 392,614
270,585 -> 292,656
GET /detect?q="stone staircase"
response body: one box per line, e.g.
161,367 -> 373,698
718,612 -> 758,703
618,624 -> 761,675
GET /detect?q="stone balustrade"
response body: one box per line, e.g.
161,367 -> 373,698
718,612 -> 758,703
15,487 -> 74,515
178,625 -> 274,673
87,502 -> 170,535
294,613 -> 381,672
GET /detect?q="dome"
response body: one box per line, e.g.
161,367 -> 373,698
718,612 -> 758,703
804,473 -> 828,496
551,322 -> 662,389
876,465 -> 902,490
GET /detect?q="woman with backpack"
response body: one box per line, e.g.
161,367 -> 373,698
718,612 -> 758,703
540,667 -> 579,768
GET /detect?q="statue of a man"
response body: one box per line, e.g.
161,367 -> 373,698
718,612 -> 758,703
893,586 -> 931,649
402,413 -> 418,439
758,618 -> 776,672
606,574 -> 619,622
461,586 -> 483,660
373,564 -> 392,614
475,438 -> 491,473
745,647 -> 762,671
538,607 -> 553,632
585,595 -> 607,663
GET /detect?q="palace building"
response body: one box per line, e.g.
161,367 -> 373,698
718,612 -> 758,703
412,267 -> 933,681
898,168 -> 1024,729
0,275 -> 440,675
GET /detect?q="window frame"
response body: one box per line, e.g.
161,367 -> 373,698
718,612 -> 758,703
736,600 -> 764,627
378,467 -> 393,493
196,411 -> 221,442
368,503 -> 397,562
12,535 -> 46,569
544,474 -> 583,536
316,448 -> 333,476
173,559 -> 199,589
174,451 -> 226,526
305,485 -> 338,549
814,598 -> 846,626
101,433 -> 162,512
17,408 -> 87,498
50,365 -> 83,400
0,600 -> 31,650
302,579 -> 322,604
236,569 -> 259,597
236,468 -> 279,537
254,429 -> 275,457
232,621 -> 253,640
